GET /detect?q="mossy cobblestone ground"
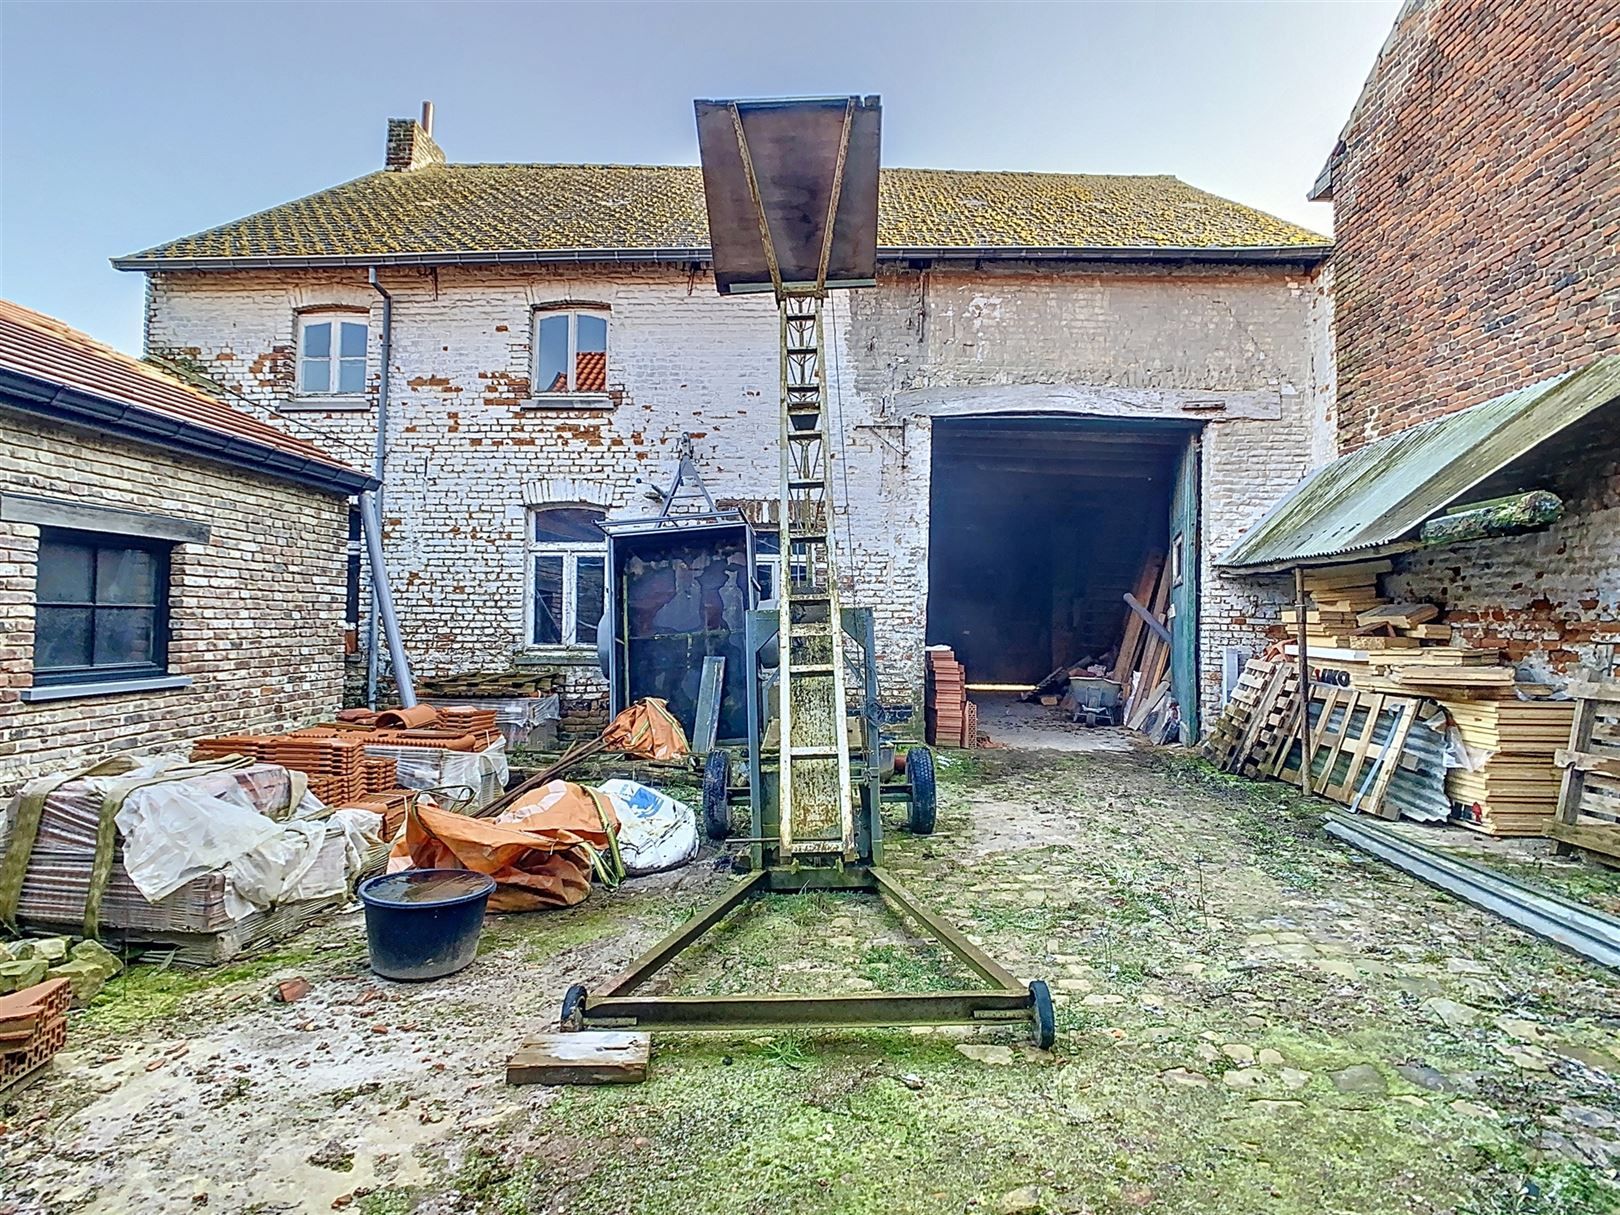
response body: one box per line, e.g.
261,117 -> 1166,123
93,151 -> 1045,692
2,745 -> 1617,1214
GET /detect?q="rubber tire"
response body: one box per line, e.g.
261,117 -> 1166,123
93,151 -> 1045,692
560,984 -> 588,1032
906,746 -> 937,836
702,750 -> 732,841
1029,980 -> 1056,1050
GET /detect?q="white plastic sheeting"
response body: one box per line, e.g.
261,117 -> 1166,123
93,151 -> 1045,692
109,756 -> 368,920
596,779 -> 698,875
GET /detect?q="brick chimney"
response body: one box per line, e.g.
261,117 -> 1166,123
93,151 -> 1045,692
385,102 -> 445,171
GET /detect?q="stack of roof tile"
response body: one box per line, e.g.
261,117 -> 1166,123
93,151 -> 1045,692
926,647 -> 969,749
1,979 -> 71,1093
190,735 -> 368,806
362,756 -> 398,795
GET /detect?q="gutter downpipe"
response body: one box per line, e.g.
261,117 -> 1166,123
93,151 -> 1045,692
364,269 -> 416,706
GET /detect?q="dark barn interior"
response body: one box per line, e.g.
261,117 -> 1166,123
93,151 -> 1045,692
926,416 -> 1194,685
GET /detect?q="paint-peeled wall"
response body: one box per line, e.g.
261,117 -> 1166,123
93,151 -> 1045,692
145,257 -> 1328,728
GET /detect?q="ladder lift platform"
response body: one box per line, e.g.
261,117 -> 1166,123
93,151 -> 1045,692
561,95 -> 1052,1049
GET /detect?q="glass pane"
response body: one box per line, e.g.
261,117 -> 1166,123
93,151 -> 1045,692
96,546 -> 157,605
536,314 -> 569,393
93,607 -> 156,666
575,314 -> 607,391
35,605 -> 92,669
755,560 -> 776,604
574,557 -> 605,645
300,358 -> 330,394
338,321 -> 367,358
302,321 -> 331,357
531,508 -> 605,543
37,539 -> 93,603
337,357 -> 366,394
533,555 -> 564,645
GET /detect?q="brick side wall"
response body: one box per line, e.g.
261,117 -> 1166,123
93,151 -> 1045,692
1330,0 -> 1620,447
145,259 -> 1326,731
1327,0 -> 1620,675
0,414 -> 348,793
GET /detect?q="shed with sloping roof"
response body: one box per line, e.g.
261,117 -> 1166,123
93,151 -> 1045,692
0,298 -> 374,792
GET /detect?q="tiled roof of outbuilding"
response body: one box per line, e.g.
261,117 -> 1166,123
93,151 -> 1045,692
0,298 -> 370,493
115,164 -> 1330,268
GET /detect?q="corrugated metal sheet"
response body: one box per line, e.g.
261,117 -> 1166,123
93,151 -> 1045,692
1219,356 -> 1620,570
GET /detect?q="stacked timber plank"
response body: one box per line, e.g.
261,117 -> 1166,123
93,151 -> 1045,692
1445,698 -> 1576,836
1550,681 -> 1620,863
926,647 -> 970,748
1116,552 -> 1174,735
0,979 -> 70,1093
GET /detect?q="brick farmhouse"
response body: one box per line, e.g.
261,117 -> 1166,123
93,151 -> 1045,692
114,113 -> 1334,735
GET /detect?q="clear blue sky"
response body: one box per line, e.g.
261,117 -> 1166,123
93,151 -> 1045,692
0,0 -> 1400,355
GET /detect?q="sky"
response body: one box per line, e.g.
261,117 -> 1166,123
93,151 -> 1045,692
0,0 -> 1401,355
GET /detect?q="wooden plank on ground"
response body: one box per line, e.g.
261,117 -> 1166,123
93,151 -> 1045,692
507,1031 -> 650,1086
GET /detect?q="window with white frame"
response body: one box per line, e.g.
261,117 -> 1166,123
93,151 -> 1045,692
530,506 -> 607,646
533,308 -> 609,396
297,311 -> 368,396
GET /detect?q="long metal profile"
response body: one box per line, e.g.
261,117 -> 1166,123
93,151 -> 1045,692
576,867 -> 1035,1034
1322,813 -> 1620,971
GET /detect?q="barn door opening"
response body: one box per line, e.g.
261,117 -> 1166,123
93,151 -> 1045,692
926,416 -> 1197,713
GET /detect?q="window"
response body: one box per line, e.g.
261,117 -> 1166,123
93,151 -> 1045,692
530,507 -> 607,647
34,529 -> 171,686
297,312 -> 368,396
754,530 -> 780,606
533,309 -> 608,395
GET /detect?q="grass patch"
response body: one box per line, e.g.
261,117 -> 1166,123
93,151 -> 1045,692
79,942 -> 341,1037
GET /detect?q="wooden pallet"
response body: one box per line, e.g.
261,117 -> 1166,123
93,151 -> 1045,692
1549,681 -> 1620,863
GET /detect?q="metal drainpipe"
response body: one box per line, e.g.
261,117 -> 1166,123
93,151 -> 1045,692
366,268 -> 392,707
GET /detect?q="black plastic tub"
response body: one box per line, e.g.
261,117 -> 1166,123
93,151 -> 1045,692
357,869 -> 496,981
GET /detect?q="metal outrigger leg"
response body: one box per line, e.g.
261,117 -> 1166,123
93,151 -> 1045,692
559,94 -> 1052,1049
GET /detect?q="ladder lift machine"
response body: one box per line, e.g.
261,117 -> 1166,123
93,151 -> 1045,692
561,96 -> 1053,1047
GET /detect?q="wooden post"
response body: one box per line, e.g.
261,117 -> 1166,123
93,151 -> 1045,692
1294,565 -> 1313,796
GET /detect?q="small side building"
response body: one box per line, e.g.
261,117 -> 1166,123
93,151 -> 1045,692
0,299 -> 375,793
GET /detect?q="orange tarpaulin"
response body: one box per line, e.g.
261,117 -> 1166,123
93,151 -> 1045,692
602,699 -> 689,760
388,782 -> 620,911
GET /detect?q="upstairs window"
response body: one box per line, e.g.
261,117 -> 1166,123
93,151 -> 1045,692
34,529 -> 171,686
298,312 -> 368,395
534,309 -> 608,395
529,506 -> 607,647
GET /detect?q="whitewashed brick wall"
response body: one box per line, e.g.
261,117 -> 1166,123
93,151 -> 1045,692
145,259 -> 1327,731
0,414 -> 349,793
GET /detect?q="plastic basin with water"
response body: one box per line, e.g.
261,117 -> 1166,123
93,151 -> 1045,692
357,868 -> 496,981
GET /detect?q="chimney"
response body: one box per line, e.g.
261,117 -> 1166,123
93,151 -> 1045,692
385,101 -> 445,171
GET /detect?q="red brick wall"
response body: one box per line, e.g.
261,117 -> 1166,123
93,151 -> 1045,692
1330,0 -> 1620,450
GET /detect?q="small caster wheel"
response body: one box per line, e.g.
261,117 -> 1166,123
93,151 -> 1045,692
702,750 -> 732,841
906,746 -> 937,835
560,983 -> 588,1031
1029,980 -> 1055,1050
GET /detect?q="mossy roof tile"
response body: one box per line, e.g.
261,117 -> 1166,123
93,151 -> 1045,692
117,164 -> 1330,267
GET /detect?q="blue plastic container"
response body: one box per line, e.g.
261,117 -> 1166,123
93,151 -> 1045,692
357,868 -> 496,981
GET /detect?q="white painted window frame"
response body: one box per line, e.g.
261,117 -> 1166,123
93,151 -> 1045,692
527,307 -> 611,405
526,510 -> 607,650
295,311 -> 369,400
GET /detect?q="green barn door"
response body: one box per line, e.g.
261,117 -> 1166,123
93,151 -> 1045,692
1168,431 -> 1201,741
